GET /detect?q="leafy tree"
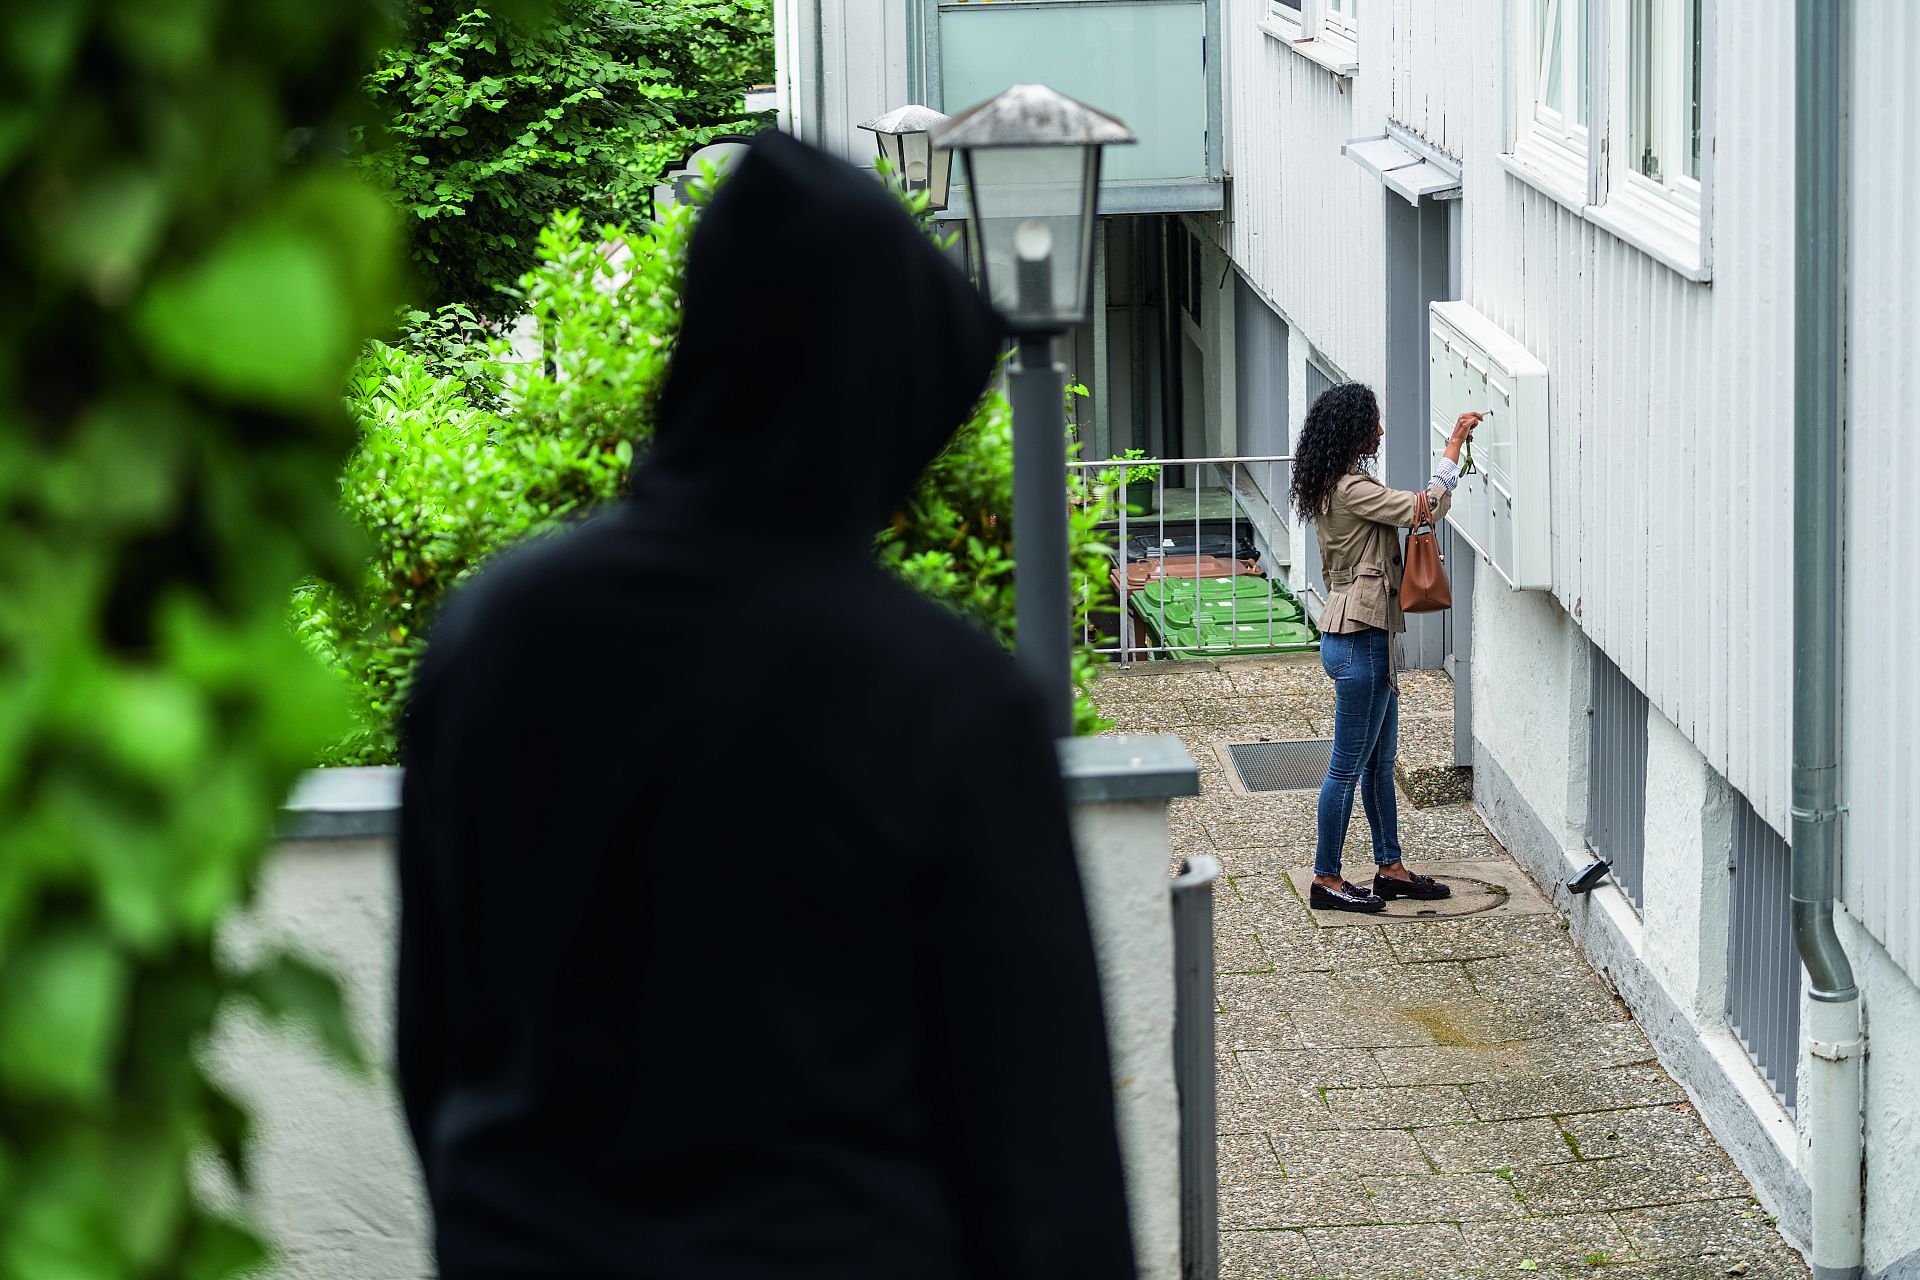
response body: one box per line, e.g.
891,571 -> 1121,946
357,0 -> 773,317
0,1 -> 399,1275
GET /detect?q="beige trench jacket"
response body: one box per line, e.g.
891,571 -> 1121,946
1314,471 -> 1452,635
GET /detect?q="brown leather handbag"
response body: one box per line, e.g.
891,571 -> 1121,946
1401,490 -> 1452,613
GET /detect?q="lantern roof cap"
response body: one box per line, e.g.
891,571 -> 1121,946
931,84 -> 1136,150
859,104 -> 950,136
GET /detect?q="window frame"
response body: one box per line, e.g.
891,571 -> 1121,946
1259,0 -> 1357,77
1510,0 -> 1597,204
1263,0 -> 1304,46
1616,0 -> 1704,217
1502,0 -> 1713,281
1320,0 -> 1357,44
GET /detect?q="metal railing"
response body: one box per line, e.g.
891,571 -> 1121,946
1068,454 -> 1305,662
1170,854 -> 1220,1280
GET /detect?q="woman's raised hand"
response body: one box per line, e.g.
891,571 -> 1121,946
1450,411 -> 1483,446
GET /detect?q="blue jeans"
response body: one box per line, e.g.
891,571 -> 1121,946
1314,627 -> 1403,879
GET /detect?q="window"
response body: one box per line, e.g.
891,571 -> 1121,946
1624,0 -> 1703,210
1533,0 -> 1589,148
1322,0 -> 1356,42
1265,0 -> 1303,40
1514,0 -> 1592,191
1262,0 -> 1357,75
1502,0 -> 1711,279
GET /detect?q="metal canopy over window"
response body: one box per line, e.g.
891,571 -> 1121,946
1343,129 -> 1462,205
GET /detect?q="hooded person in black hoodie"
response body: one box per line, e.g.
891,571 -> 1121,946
395,131 -> 1136,1278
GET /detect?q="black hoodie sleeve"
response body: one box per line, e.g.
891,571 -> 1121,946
922,680 -> 1136,1279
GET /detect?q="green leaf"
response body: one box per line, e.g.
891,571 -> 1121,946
135,225 -> 351,408
0,928 -> 129,1103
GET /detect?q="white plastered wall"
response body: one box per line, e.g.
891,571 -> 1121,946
206,837 -> 429,1280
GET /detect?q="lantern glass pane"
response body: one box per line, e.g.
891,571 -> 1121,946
874,130 -> 906,178
963,145 -> 1096,329
902,131 -> 933,191
927,145 -> 954,211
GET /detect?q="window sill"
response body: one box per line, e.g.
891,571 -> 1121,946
1586,187 -> 1709,283
1497,151 -> 1711,284
1260,18 -> 1358,78
1497,145 -> 1588,217
1258,11 -> 1304,43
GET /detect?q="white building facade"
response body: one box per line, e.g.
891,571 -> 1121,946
775,0 -> 1920,1273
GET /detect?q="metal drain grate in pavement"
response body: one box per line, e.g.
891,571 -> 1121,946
1226,739 -> 1335,793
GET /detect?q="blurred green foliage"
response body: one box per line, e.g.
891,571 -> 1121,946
356,0 -> 774,317
296,208 -> 691,763
0,1 -> 400,1275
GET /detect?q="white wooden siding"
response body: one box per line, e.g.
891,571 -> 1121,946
1382,0 -> 1477,156
1228,0 -> 1801,833
777,0 -> 911,166
1843,1 -> 1920,982
1225,0 -> 1386,386
1460,0 -> 1797,837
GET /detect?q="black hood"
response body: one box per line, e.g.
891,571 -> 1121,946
639,130 -> 1003,538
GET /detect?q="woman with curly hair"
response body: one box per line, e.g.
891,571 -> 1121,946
1289,382 -> 1480,912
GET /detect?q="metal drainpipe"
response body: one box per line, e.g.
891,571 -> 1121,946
1792,3 -> 1864,1278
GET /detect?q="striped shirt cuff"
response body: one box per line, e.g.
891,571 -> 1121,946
1431,456 -> 1461,493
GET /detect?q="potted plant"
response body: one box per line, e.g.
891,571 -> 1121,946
1103,449 -> 1162,515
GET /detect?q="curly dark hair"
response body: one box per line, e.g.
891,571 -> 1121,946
1290,382 -> 1381,521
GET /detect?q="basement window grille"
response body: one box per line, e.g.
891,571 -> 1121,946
1585,642 -> 1649,910
1727,795 -> 1801,1115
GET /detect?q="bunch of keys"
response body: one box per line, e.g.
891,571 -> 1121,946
1460,410 -> 1490,475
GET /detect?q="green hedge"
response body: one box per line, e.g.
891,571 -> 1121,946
303,200 -> 1113,761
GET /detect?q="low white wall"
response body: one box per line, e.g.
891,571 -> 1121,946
217,757 -> 1193,1280
209,835 -> 429,1280
1066,797 -> 1183,1280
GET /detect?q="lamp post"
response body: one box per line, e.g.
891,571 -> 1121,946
933,84 -> 1135,738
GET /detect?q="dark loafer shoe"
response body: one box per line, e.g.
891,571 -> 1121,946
1373,870 -> 1451,901
1310,880 -> 1386,913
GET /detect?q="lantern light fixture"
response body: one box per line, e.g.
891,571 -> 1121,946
858,103 -> 955,212
931,84 -> 1135,334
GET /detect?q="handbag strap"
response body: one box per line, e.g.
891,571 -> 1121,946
1412,489 -> 1433,536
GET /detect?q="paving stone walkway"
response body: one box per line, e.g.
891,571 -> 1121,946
1091,655 -> 1808,1280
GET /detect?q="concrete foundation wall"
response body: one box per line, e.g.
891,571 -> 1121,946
1469,574 -> 1920,1276
1468,569 -> 1587,850
1640,708 -> 1734,1025
1835,912 -> 1920,1278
